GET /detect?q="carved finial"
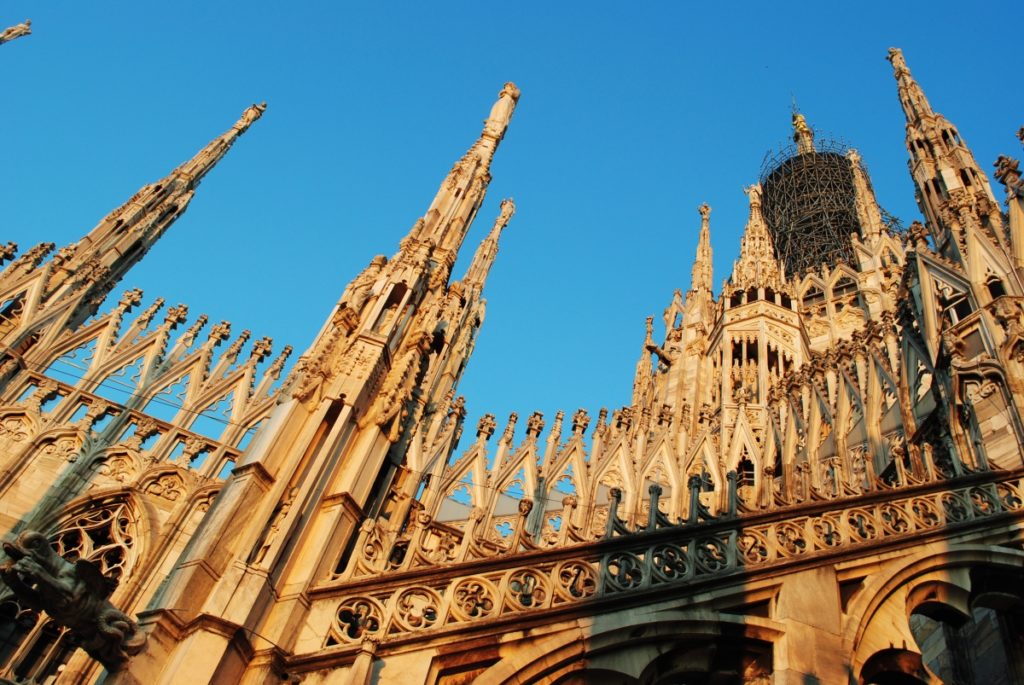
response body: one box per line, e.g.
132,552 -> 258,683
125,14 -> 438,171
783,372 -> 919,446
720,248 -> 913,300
136,297 -> 165,328
501,412 -> 518,443
224,330 -> 252,364
118,289 -> 144,310
164,304 -> 189,326
181,314 -> 209,347
265,344 -> 293,380
526,411 -> 545,438
477,413 -> 497,440
208,320 -> 232,345
0,242 -> 16,264
0,20 -> 31,46
251,336 -> 273,362
571,408 -> 590,435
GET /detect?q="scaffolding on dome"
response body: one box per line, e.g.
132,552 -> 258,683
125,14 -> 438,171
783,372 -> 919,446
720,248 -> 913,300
759,137 -> 861,277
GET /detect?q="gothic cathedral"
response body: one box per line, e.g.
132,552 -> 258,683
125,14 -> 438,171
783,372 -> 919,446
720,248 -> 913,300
2,22 -> 1024,685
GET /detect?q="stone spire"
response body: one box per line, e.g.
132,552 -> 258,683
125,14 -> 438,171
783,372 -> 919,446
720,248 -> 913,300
632,316 -> 655,408
44,104 -> 267,317
731,184 -> 782,289
847,149 -> 885,241
463,198 -> 515,289
887,48 -> 1013,294
407,83 -> 520,270
886,48 -> 935,124
690,203 -> 713,293
0,20 -> 30,46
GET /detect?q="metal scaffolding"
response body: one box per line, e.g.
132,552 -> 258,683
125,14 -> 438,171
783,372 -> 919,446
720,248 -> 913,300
759,138 -> 861,277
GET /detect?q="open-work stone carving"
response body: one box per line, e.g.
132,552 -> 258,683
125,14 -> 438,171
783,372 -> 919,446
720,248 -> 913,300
0,530 -> 146,670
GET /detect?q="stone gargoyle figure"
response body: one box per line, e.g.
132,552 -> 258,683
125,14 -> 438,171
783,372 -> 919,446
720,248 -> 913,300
0,530 -> 146,670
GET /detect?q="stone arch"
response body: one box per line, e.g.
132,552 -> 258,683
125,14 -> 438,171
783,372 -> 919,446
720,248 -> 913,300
37,488 -> 150,580
859,649 -> 931,684
473,615 -> 781,685
89,445 -> 144,485
137,465 -> 191,503
845,544 -> 1024,684
0,409 -> 37,447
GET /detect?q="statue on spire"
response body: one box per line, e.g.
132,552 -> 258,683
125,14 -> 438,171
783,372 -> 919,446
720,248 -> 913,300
0,19 -> 31,45
235,102 -> 267,134
483,82 -> 521,139
744,183 -> 763,209
886,47 -> 908,74
792,112 -> 815,155
690,203 -> 713,294
497,197 -> 516,226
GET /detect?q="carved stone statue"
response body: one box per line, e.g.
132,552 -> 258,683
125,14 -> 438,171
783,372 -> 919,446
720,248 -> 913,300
235,102 -> 267,132
744,183 -> 763,208
0,20 -> 31,45
907,220 -> 930,250
0,530 -> 146,670
994,155 -> 1023,199
886,47 -> 907,73
498,197 -> 516,225
483,82 -> 520,139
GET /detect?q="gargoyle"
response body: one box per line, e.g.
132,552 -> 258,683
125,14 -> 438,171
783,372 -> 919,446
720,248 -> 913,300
0,530 -> 146,670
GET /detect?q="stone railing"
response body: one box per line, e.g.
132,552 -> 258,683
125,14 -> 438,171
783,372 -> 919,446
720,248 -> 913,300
320,470 -> 1024,645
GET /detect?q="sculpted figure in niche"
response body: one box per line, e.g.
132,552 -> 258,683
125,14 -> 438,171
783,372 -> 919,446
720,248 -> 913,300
344,255 -> 387,316
0,530 -> 146,670
373,301 -> 399,334
743,360 -> 758,396
253,487 -> 299,565
731,360 -> 743,401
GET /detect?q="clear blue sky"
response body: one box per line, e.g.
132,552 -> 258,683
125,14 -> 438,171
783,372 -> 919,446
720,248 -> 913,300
3,3 -> 1021,441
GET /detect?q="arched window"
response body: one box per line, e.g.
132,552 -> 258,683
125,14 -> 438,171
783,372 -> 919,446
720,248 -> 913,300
802,286 -> 825,310
987,276 -> 1007,300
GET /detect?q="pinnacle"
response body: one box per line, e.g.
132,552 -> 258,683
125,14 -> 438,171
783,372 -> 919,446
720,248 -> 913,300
175,102 -> 267,184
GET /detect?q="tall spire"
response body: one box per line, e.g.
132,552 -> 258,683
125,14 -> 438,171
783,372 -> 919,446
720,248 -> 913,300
887,48 -> 1011,293
0,20 -> 30,46
405,83 -> 520,270
846,149 -> 885,241
886,48 -> 935,124
731,184 -> 782,289
464,199 -> 515,289
690,203 -> 713,292
632,316 -> 655,408
47,103 -> 267,308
